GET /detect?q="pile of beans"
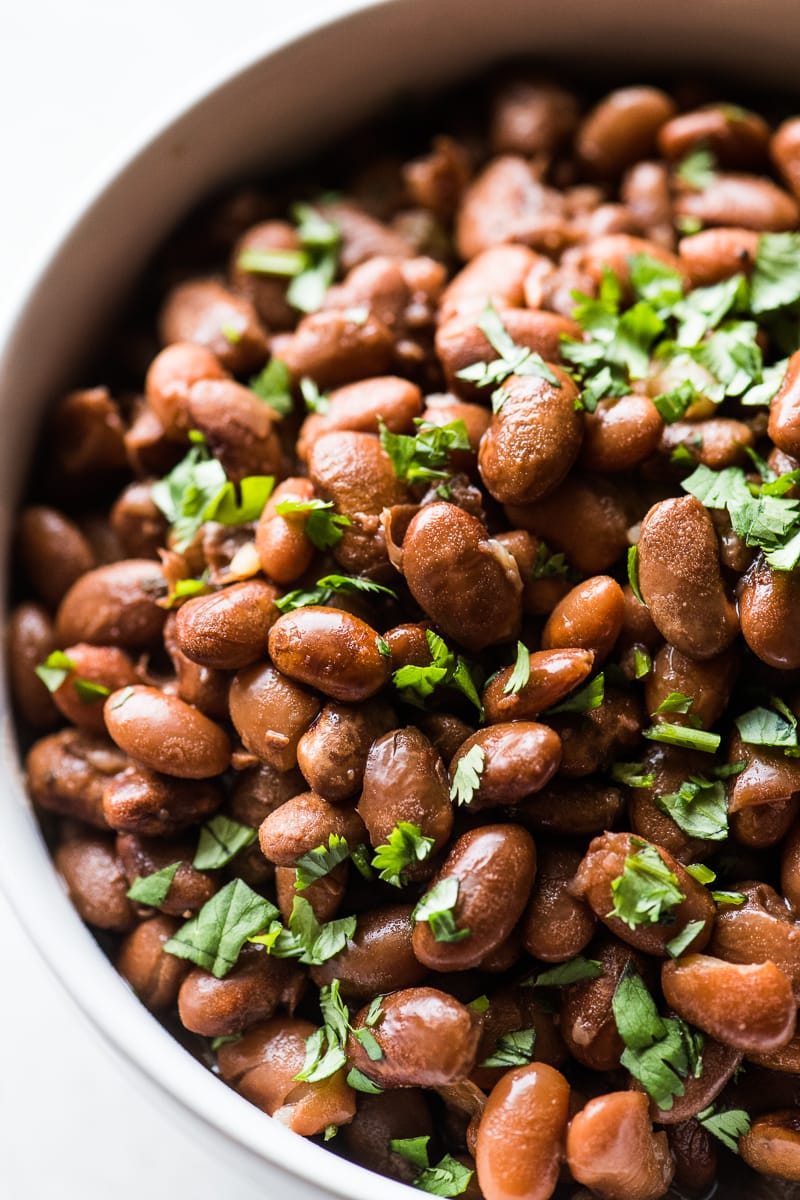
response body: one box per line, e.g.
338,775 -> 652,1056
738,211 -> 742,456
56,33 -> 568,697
12,69 -> 800,1200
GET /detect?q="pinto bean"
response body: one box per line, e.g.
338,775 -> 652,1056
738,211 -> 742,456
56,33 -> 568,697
678,226 -> 760,287
560,938 -> 639,1071
275,863 -> 346,924
116,915 -> 190,1010
621,161 -> 673,246
358,726 -> 453,855
783,824 -> 800,911
675,174 -> 799,232
577,87 -> 676,177
645,643 -> 737,730
104,686 -> 230,779
490,79 -> 579,157
769,351 -> 800,458
177,947 -> 305,1037
440,244 -> 542,322
541,576 -> 624,664
516,779 -> 624,837
448,724 -> 562,807
187,379 -> 282,483
709,883 -> 800,998
158,279 -> 268,374
311,905 -> 426,1002
56,559 -> 167,650
116,831 -> 217,917
217,1018 -> 355,1135
740,1110 -> 800,1181
400,502 -> 522,652
55,832 -> 136,932
6,603 -> 60,729
649,1037 -> 743,1125
297,700 -> 396,803
662,955 -> 796,1054
475,1063 -> 570,1200
732,798 -> 800,848
17,506 -> 96,610
174,579 -> 279,670
482,648 -> 594,724
637,496 -> 739,659
549,688 -> 642,778
728,732 -> 800,813
144,341 -> 228,438
436,309 -> 578,399
27,729 -> 128,828
348,987 -> 481,1087
478,369 -> 582,506
110,482 -> 169,559
258,790 -> 366,867
580,394 -> 664,472
773,118 -> 800,201
229,663 -> 320,770
455,155 -> 568,260
255,477 -> 316,584
341,1089 -> 435,1185
571,831 -> 715,956
412,825 -> 537,971
506,473 -> 629,576
660,415 -> 754,469
660,105 -> 770,167
102,765 -> 223,836
738,553 -> 800,669
566,1092 -> 675,1200
48,386 -> 127,481
230,220 -> 300,329
626,744 -> 722,863
579,234 -> 683,290
48,643 -> 139,735
279,310 -> 394,389
522,843 -> 596,962
268,607 -> 390,702
312,376 -> 423,441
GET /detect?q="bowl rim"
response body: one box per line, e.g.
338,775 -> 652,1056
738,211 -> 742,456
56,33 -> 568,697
0,2 -> 421,1196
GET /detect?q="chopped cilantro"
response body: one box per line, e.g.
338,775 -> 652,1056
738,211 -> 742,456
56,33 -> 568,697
642,724 -> 721,753
371,822 -> 435,888
193,814 -> 257,870
652,379 -> 698,423
611,762 -> 656,788
71,678 -> 111,703
35,650 -> 77,693
697,1106 -> 751,1153
480,1028 -> 536,1068
412,877 -> 470,943
657,776 -> 729,841
294,833 -> 352,891
736,699 -> 800,753
628,545 -> 645,604
164,879 -> 279,978
531,541 -> 571,579
633,648 -> 652,679
273,497 -> 352,550
455,301 -> 559,411
666,920 -> 707,959
449,744 -> 485,807
347,1067 -> 383,1094
274,573 -> 397,613
504,642 -> 531,696
653,690 -> 701,727
249,358 -> 294,417
238,203 -> 340,314
547,672 -> 604,715
390,1137 -> 474,1197
300,376 -> 331,414
379,418 -> 471,484
676,148 -> 717,190
750,233 -> 800,315
608,842 -> 685,929
523,957 -> 604,988
392,629 -> 483,717
248,895 -> 356,966
612,966 -> 702,1110
126,862 -> 181,907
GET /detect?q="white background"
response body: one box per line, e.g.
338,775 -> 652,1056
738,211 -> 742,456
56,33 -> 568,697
0,3 -> 346,1197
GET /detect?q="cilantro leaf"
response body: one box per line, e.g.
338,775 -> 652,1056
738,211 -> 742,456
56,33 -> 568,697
164,879 -> 279,978
273,497 -> 352,550
504,642 -> 531,696
412,877 -> 470,943
202,474 -> 275,526
126,861 -> 181,907
736,700 -> 799,753
653,690 -> 700,725
392,629 -> 483,717
628,545 -> 644,604
371,822 -> 435,888
531,541 -> 571,579
750,233 -> 800,314
524,957 -> 604,988
35,651 -> 77,692
676,148 -> 717,190
390,1137 -> 431,1171
294,833 -> 351,891
608,842 -> 685,929
629,254 -> 685,316
390,1138 -> 474,1197
674,275 -> 747,347
347,1067 -> 383,1094
193,814 -> 258,870
274,573 -> 397,613
657,776 -> 729,841
249,358 -> 294,417
450,744 -> 485,807
698,1106 -> 751,1153
72,679 -> 112,703
480,1028 -> 536,1067
666,920 -> 707,959
379,418 -> 471,484
634,648 -> 652,679
455,301 -> 559,406
651,379 -> 698,423
546,672 -> 604,715
300,377 -> 331,414
612,967 -> 702,1110
611,762 -> 656,788
249,896 -> 356,966
642,724 -> 721,753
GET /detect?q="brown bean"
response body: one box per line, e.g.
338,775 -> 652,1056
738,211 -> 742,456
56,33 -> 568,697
178,947 -> 305,1037
255,477 -> 316,584
560,937 -> 640,1071
580,394 -> 664,472
645,643 -> 737,731
577,87 -> 676,177
675,174 -> 799,232
17,505 -> 96,610
313,375 -> 423,441
110,481 -> 169,559
311,905 -> 426,1002
580,234 -> 684,290
6,603 -> 60,729
476,1062 -> 570,1200
401,502 -> 522,652
321,198 -> 412,271
732,797 -> 800,848
478,369 -> 582,506
217,1018 -> 355,1135
783,823 -> 800,911
455,156 -> 568,260
421,396 -> 492,470
522,842 -> 596,962
566,1091 -> 675,1200
162,616 -> 231,721
275,863 -> 346,924
230,220 -> 300,329
709,883 -> 800,999
268,607 -> 390,702
660,416 -> 755,469
229,663 -> 320,770
662,954 -> 796,1054
740,1110 -> 800,1181
678,225 -> 760,287
436,309 -> 579,399
769,350 -> 800,459
347,987 -> 481,1087
637,496 -> 739,659
482,648 -> 595,724
773,118 -> 800,201
258,790 -> 366,867
627,744 -> 722,863
47,643 -> 139,735
116,832 -> 217,916
55,832 -> 136,932
341,1089 -> 434,1185
571,831 -> 715,956
104,685 -> 230,779
358,726 -> 453,855
440,244 -> 541,323
48,386 -> 127,480
102,765 -> 223,836
56,559 -> 167,650
542,576 -> 624,665
516,779 -> 624,838
116,915 -> 190,1010
412,825 -> 537,971
230,761 -> 305,827
727,731 -> 800,813
158,279 -> 268,374
490,79 -> 579,157
748,1019 -> 800,1073
550,688 -> 642,779
280,310 -> 394,389
297,700 -> 396,803
124,401 -> 183,478
417,712 -> 475,767
173,580 -> 279,671
738,553 -> 800,669
649,1036 -> 742,1125
472,983 -> 566,1092
660,105 -> 770,167
144,341 -> 228,438
448,724 -> 562,807
506,474 -> 629,576
620,161 -> 673,246
187,379 -> 282,484
27,729 -> 128,828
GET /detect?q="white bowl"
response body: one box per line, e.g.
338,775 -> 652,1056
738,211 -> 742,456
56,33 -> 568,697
1,0 -> 797,1195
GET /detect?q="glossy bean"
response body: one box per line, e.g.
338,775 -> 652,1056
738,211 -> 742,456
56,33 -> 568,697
522,842 -> 596,962
178,947 -> 305,1036
104,685 -> 231,779
229,664 -> 320,770
678,226 -> 760,287
448,723 -> 562,806
144,341 -> 228,438
358,725 -> 452,859
255,477 -> 317,584
541,576 -> 624,664
476,1063 -> 570,1200
187,379 -> 282,484
506,473 -> 629,575
280,310 -> 394,389
102,765 -> 223,836
311,905 -> 426,1002
560,938 -> 640,1071
174,580 -> 279,670
645,643 -> 737,730
709,883 -> 800,998
55,832 -> 136,932
580,394 -> 664,472
6,602 -> 60,729
439,244 -> 542,322
17,505 -> 96,610
116,915 -> 190,1010
577,87 -> 676,177
49,643 -> 139,735
662,954 -> 796,1053
258,790 -> 367,866
436,309 -> 578,399
482,648 -> 595,724
297,700 -> 396,803
268,607 -> 390,702
740,1110 -> 800,1181
675,172 -> 799,231
566,1092 -> 675,1200
158,279 -> 268,374
56,559 -> 167,650
116,832 -> 217,917
27,729 -> 128,828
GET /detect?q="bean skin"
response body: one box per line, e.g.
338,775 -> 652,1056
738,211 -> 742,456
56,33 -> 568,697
773,118 -> 800,201
675,173 -> 799,232
228,664 -> 320,770
566,1092 -> 675,1200
637,496 -> 739,660
560,937 -> 641,1071
254,476 -> 316,585
412,825 -> 537,971
541,576 -> 624,665
280,309 -> 394,389
740,1110 -> 800,1181
516,779 -> 624,838
268,607 -> 390,702
144,341 -> 228,438
739,552 -> 800,671
522,842 -> 596,962
440,243 -> 541,322
571,831 -> 715,956
401,502 -> 522,652
104,686 -> 231,779
506,473 -> 629,576
660,104 -> 770,168
6,603 -> 60,729
482,648 -> 595,724
310,904 -> 426,1002
709,883 -> 800,999
478,368 -> 582,506
158,279 -> 268,374
177,947 -> 305,1037
678,226 -> 760,287
27,729 -> 129,829
644,643 -> 737,730
647,1036 -> 742,1125
341,1089 -> 435,1186
50,643 -> 140,735
476,1063 -> 570,1200
102,766 -> 223,836
732,797 -> 800,849
258,790 -> 367,866
662,955 -> 796,1053
580,394 -> 664,473
348,987 -> 481,1087
55,833 -> 136,932
56,560 -> 167,651
577,86 -> 676,177
448,723 -> 562,806
727,731 -> 800,814
358,726 -> 453,855
297,700 -> 396,803
116,915 -> 190,1010
174,580 -> 280,670
17,505 -> 96,610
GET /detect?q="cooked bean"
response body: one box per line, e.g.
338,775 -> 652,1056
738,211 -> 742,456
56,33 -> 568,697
516,779 -> 624,837
347,987 -> 481,1087
341,1089 -> 434,1185
455,155 -> 568,260
668,1120 -> 717,1197
580,234 -> 683,290
178,947 -> 305,1037
412,825 -> 537,971
482,648 -> 594,724
627,743 -> 721,862
49,643 -> 139,735
676,174 -> 799,232
769,350 -> 800,458
17,505 -> 96,610
436,309 -> 578,399
229,663 -> 320,770
158,279 -> 269,374
308,375 -> 422,441
116,832 -> 217,916
660,416 -> 754,469
55,832 -> 136,932
274,863 -> 346,924
739,553 -> 800,669
104,685 -> 230,779
491,79 -> 579,157
621,160 -> 673,246
549,688 -> 642,778
56,559 -> 167,650
580,394 -> 664,473
268,606 -> 390,701
311,904 -> 425,1001
506,473 -> 629,576
740,1110 -> 800,1181
440,244 -> 541,322
230,220 -> 301,329
662,954 -> 796,1053
560,937 -> 640,1071
187,379 -> 282,483
727,731 -> 800,813
571,831 -> 714,955
27,729 -> 128,828
102,765 -> 223,836
783,823 -> 800,911
542,576 -> 624,665
709,883 -> 800,998
174,579 -> 279,670
637,496 -> 739,659
297,700 -> 395,803
110,482 -> 169,560
472,983 -> 566,1092
401,502 -> 522,651
660,105 -> 770,167
645,642 -> 737,732
448,723 -> 562,806
48,386 -> 127,480
522,842 -> 596,962
577,87 -> 676,177
732,797 -> 800,848
255,477 -> 317,584
258,790 -> 366,866
358,726 -> 453,855
144,341 -> 228,438
116,915 -> 190,1010
280,309 -> 394,388
566,1092 -> 675,1200
6,602 -> 60,729
649,1036 -> 743,1125
678,225 -> 760,287
773,118 -> 800,200
476,1063 -> 570,1200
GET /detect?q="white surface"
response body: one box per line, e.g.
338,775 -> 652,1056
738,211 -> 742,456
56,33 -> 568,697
0,4 -> 337,1198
